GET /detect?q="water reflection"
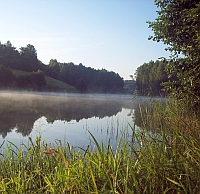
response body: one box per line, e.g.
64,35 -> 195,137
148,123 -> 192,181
0,92 -> 136,139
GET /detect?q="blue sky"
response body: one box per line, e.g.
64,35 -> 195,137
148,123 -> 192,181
0,0 -> 169,80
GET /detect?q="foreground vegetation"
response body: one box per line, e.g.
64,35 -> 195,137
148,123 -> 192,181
0,98 -> 199,193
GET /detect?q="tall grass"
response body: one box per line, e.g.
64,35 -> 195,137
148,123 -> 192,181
0,98 -> 200,193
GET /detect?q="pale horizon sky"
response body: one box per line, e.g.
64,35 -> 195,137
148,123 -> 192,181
0,0 -> 169,80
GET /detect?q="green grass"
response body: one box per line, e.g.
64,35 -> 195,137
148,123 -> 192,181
0,99 -> 200,193
10,69 -> 32,77
45,76 -> 76,92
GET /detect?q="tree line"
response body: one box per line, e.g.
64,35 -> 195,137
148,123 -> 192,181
46,60 -> 124,93
135,60 -> 176,96
0,41 -> 124,93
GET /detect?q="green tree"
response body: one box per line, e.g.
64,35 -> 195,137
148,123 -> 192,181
147,0 -> 200,108
19,44 -> 40,71
76,78 -> 87,92
20,44 -> 37,58
48,59 -> 60,79
31,69 -> 46,90
0,65 -> 14,87
0,41 -> 21,69
135,60 -> 170,96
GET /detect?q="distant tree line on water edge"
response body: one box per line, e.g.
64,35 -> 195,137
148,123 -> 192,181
134,60 -> 176,96
0,41 -> 124,93
0,41 -> 176,96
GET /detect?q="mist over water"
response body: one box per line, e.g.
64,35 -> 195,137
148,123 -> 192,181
0,91 -> 148,148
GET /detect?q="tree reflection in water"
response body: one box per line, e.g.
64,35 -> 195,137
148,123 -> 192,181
0,92 -> 137,138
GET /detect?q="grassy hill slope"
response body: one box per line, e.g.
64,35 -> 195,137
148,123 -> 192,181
10,69 -> 76,92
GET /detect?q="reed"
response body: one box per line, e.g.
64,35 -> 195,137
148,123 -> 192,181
0,99 -> 200,193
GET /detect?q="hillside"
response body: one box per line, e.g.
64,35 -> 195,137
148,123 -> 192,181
10,69 -> 76,92
0,41 -> 124,93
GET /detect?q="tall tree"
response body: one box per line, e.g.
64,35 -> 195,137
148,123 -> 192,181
19,44 -> 39,71
48,59 -> 60,79
0,41 -> 21,69
20,44 -> 37,58
147,0 -> 200,108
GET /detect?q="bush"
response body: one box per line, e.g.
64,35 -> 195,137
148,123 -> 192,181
0,65 -> 14,86
75,78 -> 87,92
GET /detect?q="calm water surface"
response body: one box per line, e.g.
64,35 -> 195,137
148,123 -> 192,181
0,91 -> 144,149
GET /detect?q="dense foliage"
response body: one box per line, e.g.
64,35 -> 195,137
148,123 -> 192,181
0,41 -> 124,93
0,65 -> 15,87
46,61 -> 124,93
135,60 -> 173,96
0,41 -> 45,72
75,78 -> 87,92
147,0 -> 200,108
15,70 -> 47,90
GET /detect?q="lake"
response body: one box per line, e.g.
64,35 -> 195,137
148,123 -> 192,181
0,91 -> 148,149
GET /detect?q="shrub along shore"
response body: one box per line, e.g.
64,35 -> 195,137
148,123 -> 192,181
0,98 -> 199,193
